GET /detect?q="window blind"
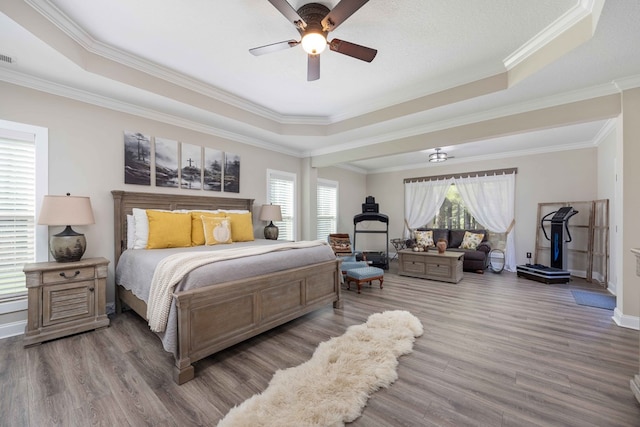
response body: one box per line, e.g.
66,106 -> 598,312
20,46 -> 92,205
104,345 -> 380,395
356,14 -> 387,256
0,135 -> 36,298
317,179 -> 338,240
267,170 -> 296,241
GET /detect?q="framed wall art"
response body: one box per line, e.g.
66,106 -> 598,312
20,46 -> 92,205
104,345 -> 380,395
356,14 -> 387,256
155,137 -> 179,188
181,143 -> 202,190
224,152 -> 240,193
204,147 -> 223,191
124,131 -> 151,185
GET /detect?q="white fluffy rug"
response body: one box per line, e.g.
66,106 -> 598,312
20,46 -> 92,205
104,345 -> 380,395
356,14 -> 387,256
217,310 -> 423,427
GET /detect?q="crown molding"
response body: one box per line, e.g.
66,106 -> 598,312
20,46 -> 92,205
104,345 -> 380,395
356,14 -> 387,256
0,67 -> 305,158
24,0 -> 333,126
503,1 -> 595,70
614,74 -> 640,91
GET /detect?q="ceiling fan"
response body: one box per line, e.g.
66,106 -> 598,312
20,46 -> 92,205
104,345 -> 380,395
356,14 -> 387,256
249,0 -> 377,81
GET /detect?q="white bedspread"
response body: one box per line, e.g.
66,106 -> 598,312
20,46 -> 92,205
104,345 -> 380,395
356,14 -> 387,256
146,240 -> 329,332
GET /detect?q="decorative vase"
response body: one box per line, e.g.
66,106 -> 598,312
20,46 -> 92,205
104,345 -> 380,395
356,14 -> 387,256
436,239 -> 447,254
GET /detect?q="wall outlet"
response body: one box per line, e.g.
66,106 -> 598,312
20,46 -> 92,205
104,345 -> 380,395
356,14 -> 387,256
526,252 -> 532,259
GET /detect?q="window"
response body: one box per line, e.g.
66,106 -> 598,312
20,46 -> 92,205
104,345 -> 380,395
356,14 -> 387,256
317,179 -> 338,240
266,169 -> 296,241
0,120 -> 48,302
430,184 -> 483,229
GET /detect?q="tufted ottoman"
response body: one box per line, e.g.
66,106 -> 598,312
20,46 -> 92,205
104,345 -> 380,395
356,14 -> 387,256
345,266 -> 384,294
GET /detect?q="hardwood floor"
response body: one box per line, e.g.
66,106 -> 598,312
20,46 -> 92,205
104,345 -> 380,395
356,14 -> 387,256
2,264 -> 639,426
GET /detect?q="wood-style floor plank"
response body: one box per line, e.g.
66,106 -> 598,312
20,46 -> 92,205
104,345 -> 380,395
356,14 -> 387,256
1,265 -> 639,426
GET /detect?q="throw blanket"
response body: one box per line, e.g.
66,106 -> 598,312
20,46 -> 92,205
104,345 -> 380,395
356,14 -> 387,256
147,240 -> 329,332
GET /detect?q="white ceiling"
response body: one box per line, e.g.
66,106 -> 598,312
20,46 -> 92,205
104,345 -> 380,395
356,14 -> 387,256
1,0 -> 639,172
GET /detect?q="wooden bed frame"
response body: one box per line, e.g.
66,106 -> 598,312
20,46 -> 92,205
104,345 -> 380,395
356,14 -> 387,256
112,190 -> 342,384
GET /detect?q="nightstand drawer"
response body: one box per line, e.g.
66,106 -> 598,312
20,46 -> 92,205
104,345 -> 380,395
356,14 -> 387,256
42,266 -> 95,284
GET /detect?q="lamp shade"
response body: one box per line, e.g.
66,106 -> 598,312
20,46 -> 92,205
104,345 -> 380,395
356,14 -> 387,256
259,204 -> 282,222
38,194 -> 95,226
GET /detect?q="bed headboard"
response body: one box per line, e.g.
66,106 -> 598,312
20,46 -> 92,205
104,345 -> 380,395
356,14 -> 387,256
112,190 -> 255,265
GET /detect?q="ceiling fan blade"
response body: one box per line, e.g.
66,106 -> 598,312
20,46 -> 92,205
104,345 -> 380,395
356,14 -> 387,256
329,39 -> 377,62
249,40 -> 299,56
321,0 -> 369,32
307,54 -> 320,81
268,0 -> 306,30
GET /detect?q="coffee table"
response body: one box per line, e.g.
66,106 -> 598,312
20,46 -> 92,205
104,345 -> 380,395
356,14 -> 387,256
397,249 -> 464,283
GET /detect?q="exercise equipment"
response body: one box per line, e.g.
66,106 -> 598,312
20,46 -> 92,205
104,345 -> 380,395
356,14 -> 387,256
517,206 -> 578,284
541,206 -> 579,270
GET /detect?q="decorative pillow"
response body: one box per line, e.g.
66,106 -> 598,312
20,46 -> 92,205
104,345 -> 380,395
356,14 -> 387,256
459,231 -> 485,250
126,214 -> 135,249
202,216 -> 233,245
146,210 -> 192,249
414,230 -> 434,247
190,210 -> 224,246
132,208 -> 150,249
219,211 -> 254,242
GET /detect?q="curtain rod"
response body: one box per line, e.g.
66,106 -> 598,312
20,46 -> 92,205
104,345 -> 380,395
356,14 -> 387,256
403,167 -> 517,183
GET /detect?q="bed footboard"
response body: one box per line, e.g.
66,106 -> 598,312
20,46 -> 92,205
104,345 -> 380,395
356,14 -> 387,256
173,258 -> 341,384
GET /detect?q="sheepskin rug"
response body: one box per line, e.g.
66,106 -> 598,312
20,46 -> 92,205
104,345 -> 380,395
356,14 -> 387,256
217,310 -> 423,427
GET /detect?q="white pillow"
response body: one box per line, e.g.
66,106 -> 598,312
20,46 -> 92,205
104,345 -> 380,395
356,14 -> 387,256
219,209 -> 250,213
132,208 -> 149,249
126,214 -> 135,249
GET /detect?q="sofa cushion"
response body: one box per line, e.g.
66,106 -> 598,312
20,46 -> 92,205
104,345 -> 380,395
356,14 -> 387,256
430,229 -> 449,244
449,230 -> 466,248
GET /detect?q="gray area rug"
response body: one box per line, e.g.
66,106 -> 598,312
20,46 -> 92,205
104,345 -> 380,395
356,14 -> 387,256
571,290 -> 616,310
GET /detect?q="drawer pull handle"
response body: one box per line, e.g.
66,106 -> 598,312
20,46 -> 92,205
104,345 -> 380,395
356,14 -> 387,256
89,287 -> 95,292
60,270 -> 80,279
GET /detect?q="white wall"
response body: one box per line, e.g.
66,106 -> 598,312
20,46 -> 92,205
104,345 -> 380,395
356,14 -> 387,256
596,124 -> 618,292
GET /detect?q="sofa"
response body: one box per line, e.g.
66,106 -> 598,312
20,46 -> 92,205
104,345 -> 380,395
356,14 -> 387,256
408,228 -> 491,273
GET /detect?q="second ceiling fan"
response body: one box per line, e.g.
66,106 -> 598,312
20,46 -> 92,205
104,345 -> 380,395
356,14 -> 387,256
249,0 -> 377,81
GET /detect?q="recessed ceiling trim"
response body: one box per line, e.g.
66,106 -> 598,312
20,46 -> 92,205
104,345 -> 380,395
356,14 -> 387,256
311,93 -> 621,167
308,80 -> 624,158
0,67 -> 305,159
504,0 -> 596,70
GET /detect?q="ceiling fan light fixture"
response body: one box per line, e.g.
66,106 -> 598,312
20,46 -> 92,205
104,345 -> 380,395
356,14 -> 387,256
429,148 -> 448,162
301,32 -> 327,54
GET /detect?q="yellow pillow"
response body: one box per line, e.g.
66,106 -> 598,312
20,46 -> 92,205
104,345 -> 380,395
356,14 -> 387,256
202,216 -> 233,245
146,210 -> 192,249
222,211 -> 255,242
190,211 -> 225,246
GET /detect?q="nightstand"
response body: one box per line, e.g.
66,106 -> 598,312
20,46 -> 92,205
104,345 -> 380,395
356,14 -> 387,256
23,257 -> 110,347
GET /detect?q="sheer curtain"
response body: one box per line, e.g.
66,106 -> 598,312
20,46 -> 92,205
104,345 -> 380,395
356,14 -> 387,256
454,173 -> 517,271
403,178 -> 453,238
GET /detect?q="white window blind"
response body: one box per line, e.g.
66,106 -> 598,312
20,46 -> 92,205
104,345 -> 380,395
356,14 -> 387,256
267,169 -> 296,241
0,134 -> 36,299
317,178 -> 338,240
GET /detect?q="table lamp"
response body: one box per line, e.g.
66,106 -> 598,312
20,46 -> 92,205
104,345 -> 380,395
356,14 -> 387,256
259,204 -> 282,240
38,193 -> 95,262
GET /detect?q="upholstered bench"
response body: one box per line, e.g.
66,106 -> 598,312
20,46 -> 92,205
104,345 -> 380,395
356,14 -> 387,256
345,266 -> 384,294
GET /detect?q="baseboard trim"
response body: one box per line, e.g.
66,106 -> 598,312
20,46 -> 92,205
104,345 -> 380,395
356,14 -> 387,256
612,308 -> 640,330
0,320 -> 26,340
